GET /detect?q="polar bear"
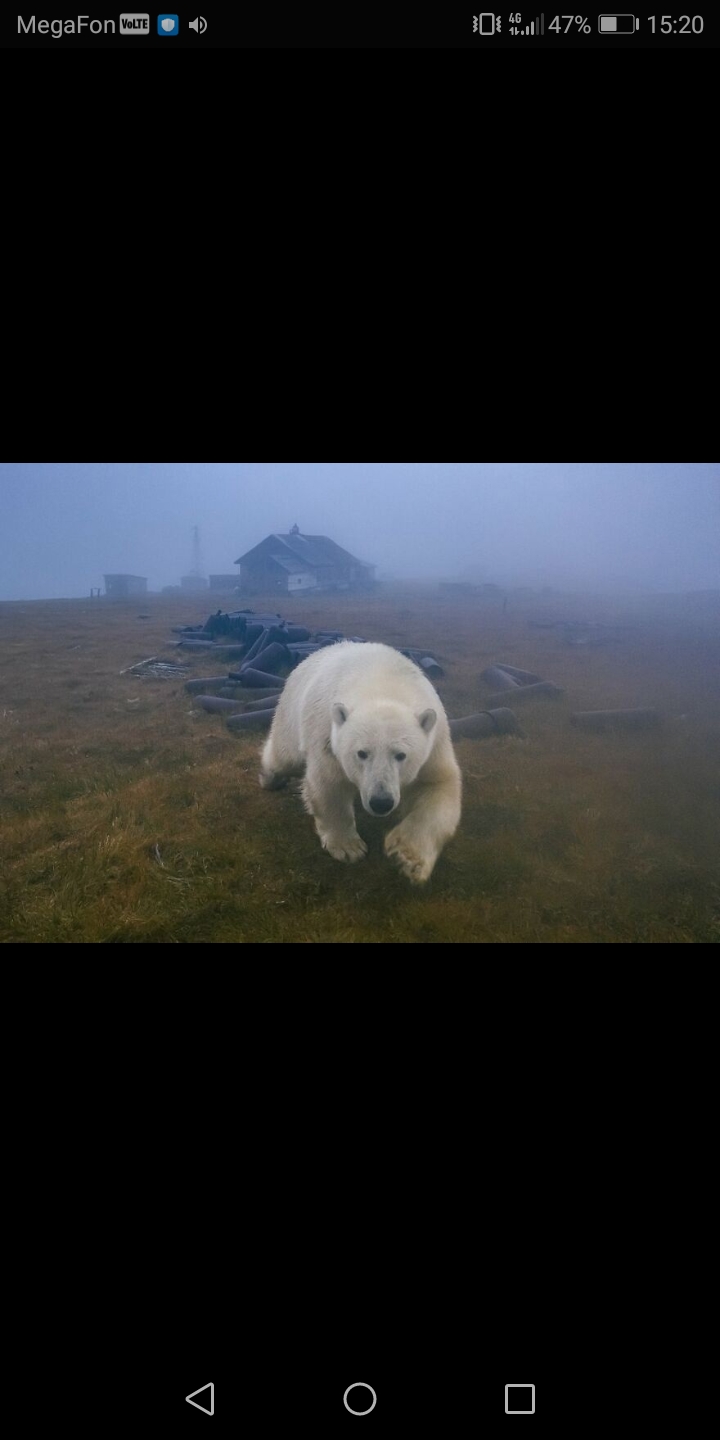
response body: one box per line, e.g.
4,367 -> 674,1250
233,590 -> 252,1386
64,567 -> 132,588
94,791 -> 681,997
259,641 -> 462,883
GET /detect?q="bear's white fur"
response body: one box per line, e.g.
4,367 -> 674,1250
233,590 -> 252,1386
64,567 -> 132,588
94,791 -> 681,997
260,642 -> 462,884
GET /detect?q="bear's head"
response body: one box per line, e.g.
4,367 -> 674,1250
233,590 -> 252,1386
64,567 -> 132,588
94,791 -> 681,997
330,699 -> 437,816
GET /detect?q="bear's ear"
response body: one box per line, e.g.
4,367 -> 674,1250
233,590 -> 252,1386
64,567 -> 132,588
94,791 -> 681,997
418,708 -> 437,734
332,703 -> 349,726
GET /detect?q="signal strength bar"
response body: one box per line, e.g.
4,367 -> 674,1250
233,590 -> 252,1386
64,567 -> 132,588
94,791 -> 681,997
509,13 -> 545,35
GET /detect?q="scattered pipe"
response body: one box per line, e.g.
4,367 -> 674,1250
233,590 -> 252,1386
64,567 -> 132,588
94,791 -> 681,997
243,693 -> 281,711
226,709 -> 276,731
241,623 -> 265,646
223,686 -> 279,701
233,668 -> 285,688
492,663 -> 542,683
185,675 -> 232,694
241,641 -> 291,675
195,696 -> 245,714
241,627 -> 270,664
480,666 -> 520,689
450,708 -> 520,738
256,625 -> 294,653
483,682 -> 563,705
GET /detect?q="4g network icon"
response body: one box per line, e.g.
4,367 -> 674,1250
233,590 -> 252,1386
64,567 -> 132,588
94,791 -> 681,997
472,13 -> 502,31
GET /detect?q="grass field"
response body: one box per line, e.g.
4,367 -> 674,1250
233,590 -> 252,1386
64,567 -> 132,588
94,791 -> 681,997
1,584 -> 719,944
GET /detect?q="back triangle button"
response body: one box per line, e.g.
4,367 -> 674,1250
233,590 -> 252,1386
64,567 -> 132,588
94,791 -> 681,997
185,1382 -> 214,1415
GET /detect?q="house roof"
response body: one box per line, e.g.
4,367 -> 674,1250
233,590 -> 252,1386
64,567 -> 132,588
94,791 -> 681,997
269,552 -> 308,574
235,533 -> 373,570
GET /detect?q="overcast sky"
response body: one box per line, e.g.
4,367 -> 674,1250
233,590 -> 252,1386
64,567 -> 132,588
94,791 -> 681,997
0,462 -> 717,600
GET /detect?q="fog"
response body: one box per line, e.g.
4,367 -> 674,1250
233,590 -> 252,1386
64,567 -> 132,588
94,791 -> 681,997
0,462 -> 717,600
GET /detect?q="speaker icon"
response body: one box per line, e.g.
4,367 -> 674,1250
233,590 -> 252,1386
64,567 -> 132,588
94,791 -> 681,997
189,16 -> 207,31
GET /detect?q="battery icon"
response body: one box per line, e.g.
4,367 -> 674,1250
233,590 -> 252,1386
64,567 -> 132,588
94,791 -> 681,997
598,14 -> 637,31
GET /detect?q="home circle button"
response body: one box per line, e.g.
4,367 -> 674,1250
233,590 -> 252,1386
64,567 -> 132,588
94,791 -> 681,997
343,1383 -> 377,1415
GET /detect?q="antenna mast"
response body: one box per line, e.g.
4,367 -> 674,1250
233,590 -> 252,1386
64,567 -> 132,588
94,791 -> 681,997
191,525 -> 202,577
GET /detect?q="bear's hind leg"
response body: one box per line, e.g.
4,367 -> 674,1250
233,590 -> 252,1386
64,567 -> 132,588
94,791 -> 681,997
259,730 -> 304,790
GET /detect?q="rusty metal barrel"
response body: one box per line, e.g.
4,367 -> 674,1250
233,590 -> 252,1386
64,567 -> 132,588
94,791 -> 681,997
226,709 -> 276,731
450,708 -> 520,738
570,708 -> 660,731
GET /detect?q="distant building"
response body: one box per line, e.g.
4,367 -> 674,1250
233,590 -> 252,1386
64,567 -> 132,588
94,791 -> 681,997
104,574 -> 147,597
180,574 -> 208,592
208,574 -> 240,591
235,530 -> 375,595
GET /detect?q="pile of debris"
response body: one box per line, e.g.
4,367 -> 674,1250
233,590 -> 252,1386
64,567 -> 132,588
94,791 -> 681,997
171,608 -> 445,687
122,608 -> 660,742
169,607 -> 523,739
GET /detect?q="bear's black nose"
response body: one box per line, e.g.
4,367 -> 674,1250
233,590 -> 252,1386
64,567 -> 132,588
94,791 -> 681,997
370,795 -> 394,815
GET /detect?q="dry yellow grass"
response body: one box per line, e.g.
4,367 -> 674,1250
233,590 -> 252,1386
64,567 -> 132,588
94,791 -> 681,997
1,584 -> 719,943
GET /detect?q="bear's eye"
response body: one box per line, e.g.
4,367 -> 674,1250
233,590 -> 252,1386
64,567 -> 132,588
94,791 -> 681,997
395,753 -> 406,762
357,750 -> 368,760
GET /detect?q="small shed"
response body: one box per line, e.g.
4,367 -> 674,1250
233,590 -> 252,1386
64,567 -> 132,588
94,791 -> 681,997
104,574 -> 147,597
208,574 -> 240,591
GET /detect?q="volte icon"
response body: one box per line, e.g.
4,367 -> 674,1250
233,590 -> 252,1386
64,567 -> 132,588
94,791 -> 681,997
189,17 -> 207,31
185,1382 -> 214,1415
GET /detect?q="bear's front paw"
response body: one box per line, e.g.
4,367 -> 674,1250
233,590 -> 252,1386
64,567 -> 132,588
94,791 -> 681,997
319,832 -> 368,863
259,769 -> 288,790
385,829 -> 436,884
